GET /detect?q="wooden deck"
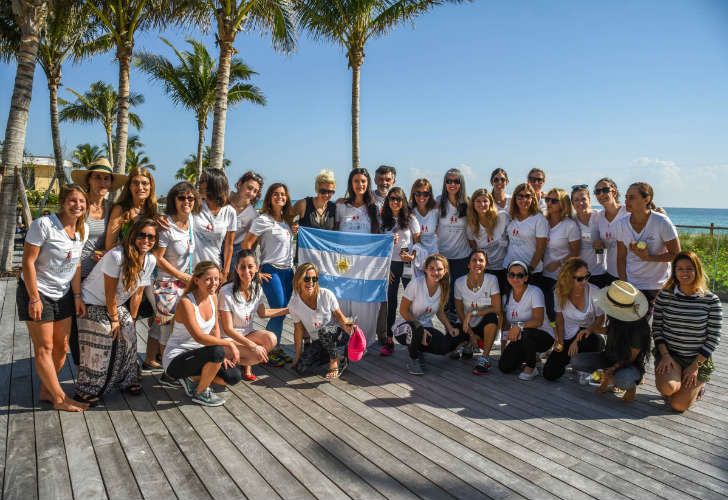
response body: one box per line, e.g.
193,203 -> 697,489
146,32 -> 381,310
2,276 -> 728,499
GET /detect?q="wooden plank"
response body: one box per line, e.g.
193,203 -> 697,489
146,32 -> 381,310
0,280 -> 14,494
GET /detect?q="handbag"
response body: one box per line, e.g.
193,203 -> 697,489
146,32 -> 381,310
152,220 -> 193,325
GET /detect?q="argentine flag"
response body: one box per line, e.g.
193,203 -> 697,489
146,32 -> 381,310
297,227 -> 393,302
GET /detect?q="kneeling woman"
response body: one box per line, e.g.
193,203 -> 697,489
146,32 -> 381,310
76,218 -> 158,404
163,262 -> 242,407
571,280 -> 651,402
393,254 -> 468,375
498,261 -> 555,381
289,263 -> 353,379
543,258 -> 605,381
219,251 -> 287,381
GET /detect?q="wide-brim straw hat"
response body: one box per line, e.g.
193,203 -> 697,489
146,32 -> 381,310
71,158 -> 128,192
596,280 -> 649,322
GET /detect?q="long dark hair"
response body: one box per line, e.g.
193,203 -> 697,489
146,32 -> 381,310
261,182 -> 294,224
380,187 -> 411,232
344,167 -> 379,233
236,171 -> 264,204
230,249 -> 262,304
116,167 -> 158,218
120,218 -> 158,293
605,316 -> 651,374
199,168 -> 229,207
165,181 -> 198,216
439,168 -> 468,217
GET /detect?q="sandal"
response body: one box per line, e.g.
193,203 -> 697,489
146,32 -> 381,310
276,348 -> 293,364
326,358 -> 348,380
243,373 -> 257,382
74,392 -> 100,407
125,384 -> 142,396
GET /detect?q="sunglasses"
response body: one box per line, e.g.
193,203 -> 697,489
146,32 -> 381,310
571,184 -> 588,191
176,195 -> 195,202
303,276 -> 319,283
388,196 -> 403,203
593,187 -> 611,195
544,197 -> 560,205
445,178 -> 461,185
414,191 -> 431,197
528,176 -> 545,183
492,177 -> 507,183
573,272 -> 592,283
516,194 -> 532,201
318,188 -> 335,196
135,231 -> 156,241
508,272 -> 527,279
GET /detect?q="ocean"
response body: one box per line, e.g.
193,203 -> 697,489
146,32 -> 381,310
663,207 -> 728,232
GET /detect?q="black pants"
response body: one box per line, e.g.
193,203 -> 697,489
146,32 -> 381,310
538,276 -> 557,322
469,313 -> 500,338
486,268 -> 508,298
387,261 -> 411,337
542,333 -> 605,381
445,257 -> 469,321
166,346 -> 242,385
395,320 -> 469,359
295,327 -> 348,375
499,328 -> 554,372
588,273 -> 615,289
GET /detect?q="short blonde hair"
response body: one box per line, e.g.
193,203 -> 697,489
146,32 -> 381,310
315,169 -> 336,191
293,262 -> 320,296
547,188 -> 574,221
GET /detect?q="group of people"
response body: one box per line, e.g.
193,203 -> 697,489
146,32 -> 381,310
19,160 -> 722,413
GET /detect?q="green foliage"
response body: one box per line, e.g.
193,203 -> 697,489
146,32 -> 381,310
175,146 -> 229,184
25,189 -> 59,206
679,232 -> 728,299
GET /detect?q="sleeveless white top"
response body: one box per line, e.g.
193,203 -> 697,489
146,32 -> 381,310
162,293 -> 216,369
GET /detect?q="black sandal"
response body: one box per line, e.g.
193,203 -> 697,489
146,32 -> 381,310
74,392 -> 100,407
125,384 -> 142,396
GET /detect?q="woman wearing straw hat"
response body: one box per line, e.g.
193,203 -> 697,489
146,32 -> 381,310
570,280 -> 652,402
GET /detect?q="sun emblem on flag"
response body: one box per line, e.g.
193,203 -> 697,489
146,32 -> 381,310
336,256 -> 351,274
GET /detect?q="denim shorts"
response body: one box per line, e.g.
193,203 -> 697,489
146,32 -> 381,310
17,279 -> 74,322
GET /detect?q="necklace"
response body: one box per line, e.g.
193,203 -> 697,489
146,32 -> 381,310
467,274 -> 483,292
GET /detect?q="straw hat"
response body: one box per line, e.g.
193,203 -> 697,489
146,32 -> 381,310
596,280 -> 649,322
71,158 -> 128,191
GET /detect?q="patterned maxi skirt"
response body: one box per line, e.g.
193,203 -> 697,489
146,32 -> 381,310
75,304 -> 140,398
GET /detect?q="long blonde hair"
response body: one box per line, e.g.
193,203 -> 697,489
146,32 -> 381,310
555,258 -> 589,309
664,251 -> 708,294
467,188 -> 498,239
424,254 -> 450,309
185,261 -> 221,296
58,183 -> 88,241
509,183 -> 540,219
546,188 -> 573,222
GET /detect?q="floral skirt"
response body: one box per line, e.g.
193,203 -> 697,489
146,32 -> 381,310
75,304 -> 140,397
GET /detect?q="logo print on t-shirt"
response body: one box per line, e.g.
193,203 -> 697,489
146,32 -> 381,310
206,223 -> 213,232
421,225 -> 429,233
450,215 -> 458,224
425,306 -> 432,314
512,227 -> 519,237
511,310 -> 518,320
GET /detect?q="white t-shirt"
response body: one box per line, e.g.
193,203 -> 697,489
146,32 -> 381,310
576,212 -> 607,276
192,202 -> 236,267
454,273 -> 500,327
82,246 -> 156,306
336,202 -> 373,234
554,283 -> 603,341
399,276 -> 441,328
157,215 -> 194,280
543,218 -> 581,279
494,194 -> 511,213
503,213 -> 549,272
233,204 -> 258,246
218,282 -> 262,337
617,210 -> 678,290
289,288 -> 341,341
22,214 -> 89,300
436,200 -> 470,259
412,208 -> 439,254
383,216 -> 421,262
596,205 -> 628,277
163,294 -> 216,369
505,285 -> 553,336
466,211 -> 510,270
249,214 -> 293,268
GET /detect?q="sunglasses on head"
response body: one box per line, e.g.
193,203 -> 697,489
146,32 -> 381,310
445,178 -> 461,185
303,276 -> 319,283
414,191 -> 431,197
135,231 -> 156,241
573,272 -> 591,283
176,195 -> 195,202
318,188 -> 335,196
508,272 -> 526,279
544,197 -> 560,205
571,184 -> 588,192
528,176 -> 545,183
593,187 -> 611,195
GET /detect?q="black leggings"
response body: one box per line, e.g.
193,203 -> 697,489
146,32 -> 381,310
445,257 -> 469,320
395,320 -> 469,359
538,276 -> 557,322
469,313 -> 500,338
499,328 -> 554,372
387,261 -> 411,336
542,333 -> 605,381
166,346 -> 242,385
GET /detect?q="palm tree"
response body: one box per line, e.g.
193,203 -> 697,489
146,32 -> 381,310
136,37 -> 265,185
37,0 -> 110,193
59,81 -> 143,170
72,143 -> 103,167
124,134 -> 155,171
297,0 -> 467,168
175,145 -> 230,184
196,0 -> 295,170
86,1 -> 190,175
0,0 -> 48,270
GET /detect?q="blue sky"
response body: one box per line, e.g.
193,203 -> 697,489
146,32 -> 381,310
2,0 -> 728,208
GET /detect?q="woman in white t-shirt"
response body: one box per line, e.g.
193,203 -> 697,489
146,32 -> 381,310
392,255 -> 468,375
335,167 -> 381,346
436,168 -> 471,321
219,250 -> 287,381
289,263 -> 354,378
542,258 -> 605,381
75,218 -> 158,405
229,171 -> 263,275
466,188 -> 509,294
571,185 -> 609,288
242,182 -> 296,366
490,168 -> 511,213
617,182 -> 680,308
504,183 -> 548,286
380,187 -> 421,356
20,184 -> 89,412
408,178 -> 439,278
527,167 -> 548,214
193,168 -> 236,280
498,261 -> 555,381
163,262 -> 241,407
541,188 -> 580,320
593,177 -> 628,284
453,250 -> 501,375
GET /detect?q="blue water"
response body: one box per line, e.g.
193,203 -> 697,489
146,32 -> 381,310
663,207 -> 728,231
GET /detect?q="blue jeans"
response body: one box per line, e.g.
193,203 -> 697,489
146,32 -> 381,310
261,264 -> 293,341
570,351 -> 642,390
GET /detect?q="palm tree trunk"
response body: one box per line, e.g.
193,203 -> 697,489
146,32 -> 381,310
114,45 -> 132,175
38,170 -> 56,212
16,166 -> 33,227
0,0 -> 48,271
351,61 -> 361,169
195,117 -> 205,187
48,70 -> 68,185
209,37 -> 234,171
105,125 -> 114,171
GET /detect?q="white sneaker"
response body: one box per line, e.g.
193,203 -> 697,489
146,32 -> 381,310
518,367 -> 539,381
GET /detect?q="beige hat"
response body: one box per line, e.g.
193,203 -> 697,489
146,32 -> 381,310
596,280 -> 649,322
71,158 -> 128,191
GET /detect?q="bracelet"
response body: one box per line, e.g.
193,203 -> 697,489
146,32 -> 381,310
73,293 -> 82,299
695,358 -> 706,368
29,298 -> 41,305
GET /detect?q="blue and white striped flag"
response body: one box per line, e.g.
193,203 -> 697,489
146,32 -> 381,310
297,227 -> 393,302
